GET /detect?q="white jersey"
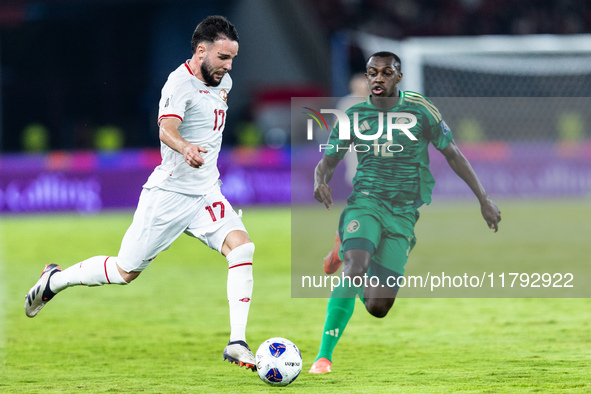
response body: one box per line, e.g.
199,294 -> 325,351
144,61 -> 232,195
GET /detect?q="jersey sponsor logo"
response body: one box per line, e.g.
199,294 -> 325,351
440,120 -> 451,135
346,220 -> 360,233
164,96 -> 171,108
199,90 -> 210,94
219,89 -> 228,103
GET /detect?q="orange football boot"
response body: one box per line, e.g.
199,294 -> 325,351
309,357 -> 332,374
323,232 -> 342,274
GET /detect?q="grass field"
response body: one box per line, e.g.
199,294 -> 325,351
1,200 -> 590,393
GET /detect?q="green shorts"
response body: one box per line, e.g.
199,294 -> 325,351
338,199 -> 419,287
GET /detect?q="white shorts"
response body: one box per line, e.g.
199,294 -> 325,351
117,185 -> 247,272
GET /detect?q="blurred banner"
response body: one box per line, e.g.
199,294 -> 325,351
291,97 -> 591,206
0,147 -> 291,214
292,143 -> 591,204
3,93 -> 591,215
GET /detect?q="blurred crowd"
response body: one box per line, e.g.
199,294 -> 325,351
3,0 -> 591,153
307,0 -> 591,37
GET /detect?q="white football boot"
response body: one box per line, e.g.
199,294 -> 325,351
223,340 -> 256,371
25,264 -> 61,318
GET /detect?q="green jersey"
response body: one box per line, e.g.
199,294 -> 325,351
324,90 -> 453,212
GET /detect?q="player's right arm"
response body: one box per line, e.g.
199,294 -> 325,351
314,115 -> 352,209
159,117 -> 208,168
314,154 -> 340,210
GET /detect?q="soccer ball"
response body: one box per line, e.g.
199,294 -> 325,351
255,337 -> 302,386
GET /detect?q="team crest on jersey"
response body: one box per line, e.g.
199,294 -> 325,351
346,220 -> 360,233
394,116 -> 413,136
219,89 -> 228,103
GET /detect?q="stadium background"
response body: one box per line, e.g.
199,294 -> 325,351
1,0 -> 591,213
1,0 -> 590,392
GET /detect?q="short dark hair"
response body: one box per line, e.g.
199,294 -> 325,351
367,51 -> 401,72
191,15 -> 239,53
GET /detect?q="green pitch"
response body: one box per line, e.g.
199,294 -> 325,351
1,201 -> 589,393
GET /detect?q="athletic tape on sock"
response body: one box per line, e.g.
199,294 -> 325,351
226,242 -> 255,268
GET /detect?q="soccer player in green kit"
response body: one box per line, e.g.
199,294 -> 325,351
309,52 -> 502,374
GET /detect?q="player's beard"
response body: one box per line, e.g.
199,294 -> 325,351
200,58 -> 223,87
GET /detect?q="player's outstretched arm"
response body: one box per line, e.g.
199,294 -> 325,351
159,117 -> 208,168
441,141 -> 501,232
314,155 -> 340,210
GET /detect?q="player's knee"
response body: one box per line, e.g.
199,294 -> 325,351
342,258 -> 368,280
226,242 -> 255,275
342,250 -> 371,280
364,298 -> 394,318
227,242 -> 255,260
116,264 -> 140,283
342,265 -> 365,280
120,270 -> 140,283
222,231 -> 252,256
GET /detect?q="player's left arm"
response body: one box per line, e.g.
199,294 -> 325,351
441,141 -> 501,232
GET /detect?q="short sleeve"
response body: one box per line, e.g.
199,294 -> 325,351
421,97 -> 453,151
428,118 -> 453,151
157,78 -> 193,125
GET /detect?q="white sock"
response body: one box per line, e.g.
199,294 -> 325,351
49,256 -> 128,293
226,243 -> 255,343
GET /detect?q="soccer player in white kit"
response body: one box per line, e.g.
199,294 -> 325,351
24,15 -> 257,371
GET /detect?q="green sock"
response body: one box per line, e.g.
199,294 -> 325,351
315,279 -> 363,362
